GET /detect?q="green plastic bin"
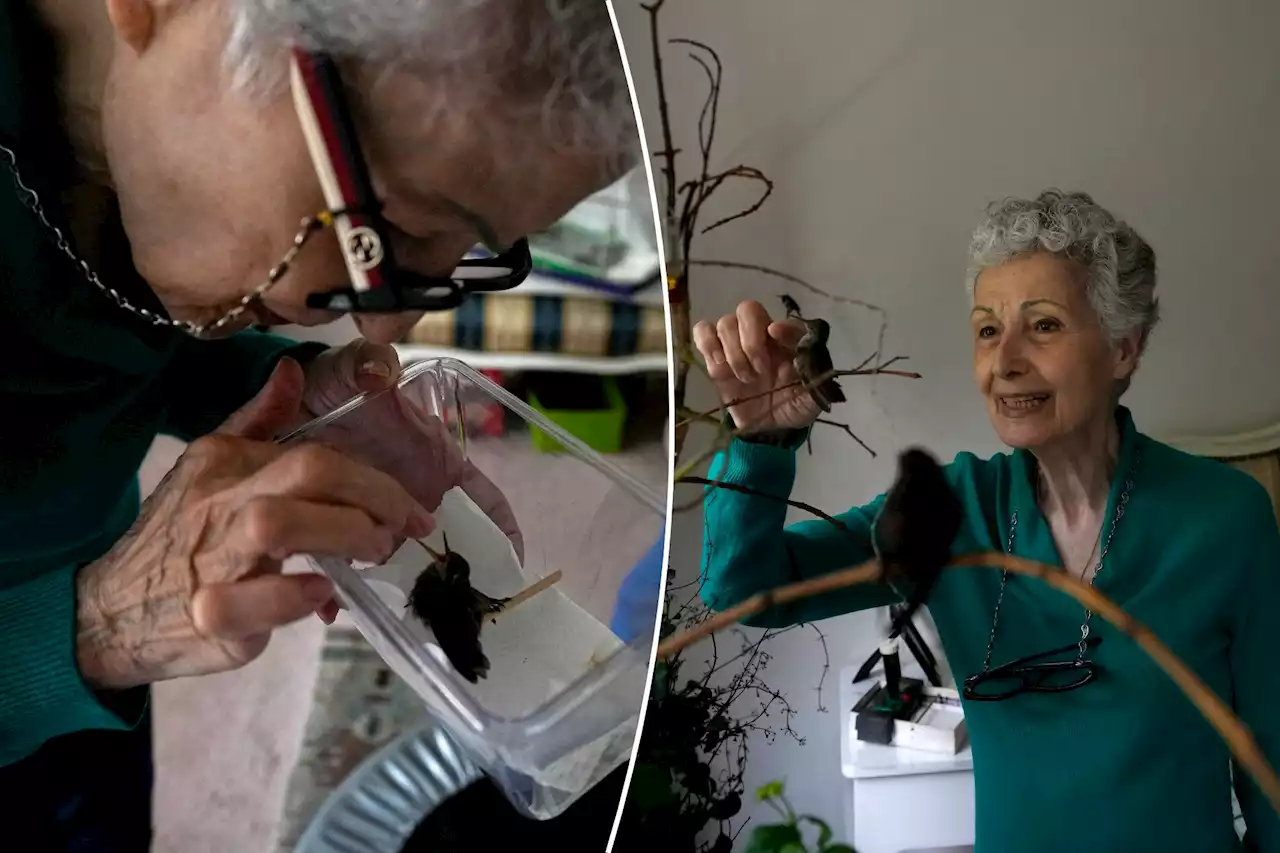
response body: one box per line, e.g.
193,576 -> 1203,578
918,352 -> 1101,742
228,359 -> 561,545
527,376 -> 627,454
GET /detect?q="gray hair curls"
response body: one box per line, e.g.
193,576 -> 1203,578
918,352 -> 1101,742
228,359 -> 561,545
217,1 -> 638,170
965,189 -> 1160,357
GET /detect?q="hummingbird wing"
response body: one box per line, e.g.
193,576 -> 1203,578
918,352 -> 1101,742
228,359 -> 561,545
434,613 -> 492,683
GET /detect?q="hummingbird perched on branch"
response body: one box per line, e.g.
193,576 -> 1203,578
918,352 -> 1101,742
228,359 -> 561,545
872,448 -> 964,640
406,532 -> 507,684
780,294 -> 846,413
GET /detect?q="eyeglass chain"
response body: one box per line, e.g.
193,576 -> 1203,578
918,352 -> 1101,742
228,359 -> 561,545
976,446 -> 1140,674
0,141 -> 330,339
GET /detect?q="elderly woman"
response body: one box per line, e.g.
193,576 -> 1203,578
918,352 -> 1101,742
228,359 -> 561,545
693,189 -> 1280,852
0,0 -> 635,848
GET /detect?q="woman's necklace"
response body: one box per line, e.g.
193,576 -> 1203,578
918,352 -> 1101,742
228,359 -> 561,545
0,142 -> 322,339
975,447 -> 1141,675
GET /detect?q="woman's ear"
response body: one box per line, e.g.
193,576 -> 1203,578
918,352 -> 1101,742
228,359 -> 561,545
105,0 -> 156,54
1112,328 -> 1144,381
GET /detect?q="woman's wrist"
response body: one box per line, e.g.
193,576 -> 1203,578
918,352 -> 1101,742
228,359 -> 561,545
737,425 -> 810,449
74,561 -> 149,691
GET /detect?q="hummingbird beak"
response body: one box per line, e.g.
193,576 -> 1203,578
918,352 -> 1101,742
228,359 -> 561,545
422,531 -> 451,562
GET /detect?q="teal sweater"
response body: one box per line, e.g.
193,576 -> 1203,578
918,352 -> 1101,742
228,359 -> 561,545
0,2 -> 326,766
701,406 -> 1280,852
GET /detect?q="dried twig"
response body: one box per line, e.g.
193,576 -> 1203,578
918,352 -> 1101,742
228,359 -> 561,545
689,258 -> 891,365
678,476 -> 857,535
814,418 -> 876,458
685,166 -> 775,235
654,550 -> 1280,818
641,0 -> 677,223
808,623 -> 831,713
689,258 -> 884,314
675,364 -> 920,431
669,365 -> 921,485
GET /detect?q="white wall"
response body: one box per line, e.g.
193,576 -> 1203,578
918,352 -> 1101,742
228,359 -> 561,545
615,0 -> 1280,846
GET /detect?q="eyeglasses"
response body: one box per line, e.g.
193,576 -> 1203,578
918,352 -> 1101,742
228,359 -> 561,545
286,49 -> 533,314
962,635 -> 1103,702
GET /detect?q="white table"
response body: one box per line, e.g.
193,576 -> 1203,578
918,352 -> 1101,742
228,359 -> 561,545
838,667 -> 976,853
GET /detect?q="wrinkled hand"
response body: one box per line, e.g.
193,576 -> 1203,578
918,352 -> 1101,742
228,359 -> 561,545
75,358 -> 436,691
296,340 -> 524,623
692,299 -> 821,433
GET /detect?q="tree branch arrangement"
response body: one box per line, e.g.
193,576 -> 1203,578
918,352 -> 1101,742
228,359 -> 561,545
615,4 -> 888,849
642,0 -> 904,472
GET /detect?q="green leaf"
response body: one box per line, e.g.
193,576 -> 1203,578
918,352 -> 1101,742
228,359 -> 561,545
628,763 -> 676,810
756,780 -> 785,801
742,823 -> 804,853
780,844 -> 807,853
800,815 -> 834,847
822,845 -> 859,853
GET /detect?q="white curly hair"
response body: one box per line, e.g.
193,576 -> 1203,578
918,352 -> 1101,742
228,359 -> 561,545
965,189 -> 1160,357
205,0 -> 637,171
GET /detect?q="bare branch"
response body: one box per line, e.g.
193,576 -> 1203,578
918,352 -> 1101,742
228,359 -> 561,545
690,258 -> 886,315
675,362 -> 921,430
641,0 -> 677,223
808,623 -> 831,713
697,167 -> 775,235
814,418 -> 876,458
677,476 -> 859,538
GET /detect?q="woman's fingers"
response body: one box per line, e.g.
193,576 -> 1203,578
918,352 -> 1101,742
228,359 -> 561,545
316,598 -> 341,625
696,301 -> 781,386
243,442 -> 435,537
231,496 -> 400,564
736,300 -> 773,376
458,462 -> 525,564
194,573 -> 336,640
768,319 -> 807,352
693,319 -> 732,382
716,313 -> 756,384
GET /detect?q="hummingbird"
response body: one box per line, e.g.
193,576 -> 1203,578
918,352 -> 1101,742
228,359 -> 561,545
405,532 -> 510,684
872,448 -> 964,640
780,294 -> 846,413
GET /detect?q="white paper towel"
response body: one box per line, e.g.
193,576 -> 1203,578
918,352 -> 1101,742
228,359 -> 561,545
346,487 -> 624,721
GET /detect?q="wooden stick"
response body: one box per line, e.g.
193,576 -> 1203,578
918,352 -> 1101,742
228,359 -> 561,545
495,570 -> 563,614
656,550 -> 1280,816
657,563 -> 881,657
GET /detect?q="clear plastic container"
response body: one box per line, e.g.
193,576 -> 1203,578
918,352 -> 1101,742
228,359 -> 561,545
282,358 -> 666,819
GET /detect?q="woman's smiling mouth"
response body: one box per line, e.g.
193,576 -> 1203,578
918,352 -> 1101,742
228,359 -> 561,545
997,393 -> 1052,415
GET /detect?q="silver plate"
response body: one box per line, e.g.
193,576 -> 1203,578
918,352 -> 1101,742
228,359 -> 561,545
295,721 -> 484,853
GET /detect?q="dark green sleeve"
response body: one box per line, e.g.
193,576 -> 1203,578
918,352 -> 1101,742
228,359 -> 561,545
1228,483 -> 1280,852
699,436 -> 901,628
158,330 -> 329,442
0,564 -> 148,766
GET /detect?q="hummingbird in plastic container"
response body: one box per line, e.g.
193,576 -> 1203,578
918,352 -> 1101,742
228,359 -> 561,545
872,448 -> 964,640
404,533 -> 563,684
780,294 -> 846,413
405,532 -> 505,684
